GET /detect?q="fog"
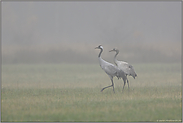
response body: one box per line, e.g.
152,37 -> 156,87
2,1 -> 181,64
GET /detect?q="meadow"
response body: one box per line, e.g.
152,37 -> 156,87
1,63 -> 182,122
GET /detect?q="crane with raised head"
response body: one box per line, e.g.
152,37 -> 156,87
109,48 -> 137,91
95,45 -> 126,93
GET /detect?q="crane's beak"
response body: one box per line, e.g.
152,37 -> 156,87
109,49 -> 114,52
95,47 -> 99,49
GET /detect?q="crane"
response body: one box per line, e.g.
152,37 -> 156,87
95,45 -> 127,93
109,48 -> 137,91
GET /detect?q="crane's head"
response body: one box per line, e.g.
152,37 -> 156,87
109,48 -> 119,53
95,45 -> 103,50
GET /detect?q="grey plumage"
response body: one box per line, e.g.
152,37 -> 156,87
95,45 -> 126,93
109,48 -> 137,91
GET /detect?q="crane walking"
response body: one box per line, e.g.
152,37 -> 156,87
95,45 -> 126,93
109,48 -> 137,91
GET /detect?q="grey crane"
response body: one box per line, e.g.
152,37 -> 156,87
95,45 -> 127,93
109,48 -> 137,91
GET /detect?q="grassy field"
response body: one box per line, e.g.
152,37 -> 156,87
1,63 -> 182,122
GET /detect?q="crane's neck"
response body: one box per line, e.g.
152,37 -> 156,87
98,48 -> 105,68
114,51 -> 119,65
98,48 -> 103,58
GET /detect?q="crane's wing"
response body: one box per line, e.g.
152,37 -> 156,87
116,69 -> 126,80
103,64 -> 118,76
117,61 -> 137,79
104,64 -> 126,81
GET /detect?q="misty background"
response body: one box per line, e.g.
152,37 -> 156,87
2,1 -> 181,64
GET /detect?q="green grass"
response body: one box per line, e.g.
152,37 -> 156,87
1,63 -> 182,122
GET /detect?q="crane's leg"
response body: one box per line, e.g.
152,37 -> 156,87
122,79 -> 126,92
111,79 -> 115,93
101,78 -> 115,93
127,79 -> 130,92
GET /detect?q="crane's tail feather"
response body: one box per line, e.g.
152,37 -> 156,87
133,73 -> 137,79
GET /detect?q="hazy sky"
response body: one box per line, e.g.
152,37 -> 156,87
2,1 -> 181,46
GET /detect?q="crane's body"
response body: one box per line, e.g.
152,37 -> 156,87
95,45 -> 126,93
109,48 -> 137,91
99,56 -> 126,80
115,60 -> 137,79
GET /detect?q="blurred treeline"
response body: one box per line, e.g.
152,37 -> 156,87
2,41 -> 181,64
